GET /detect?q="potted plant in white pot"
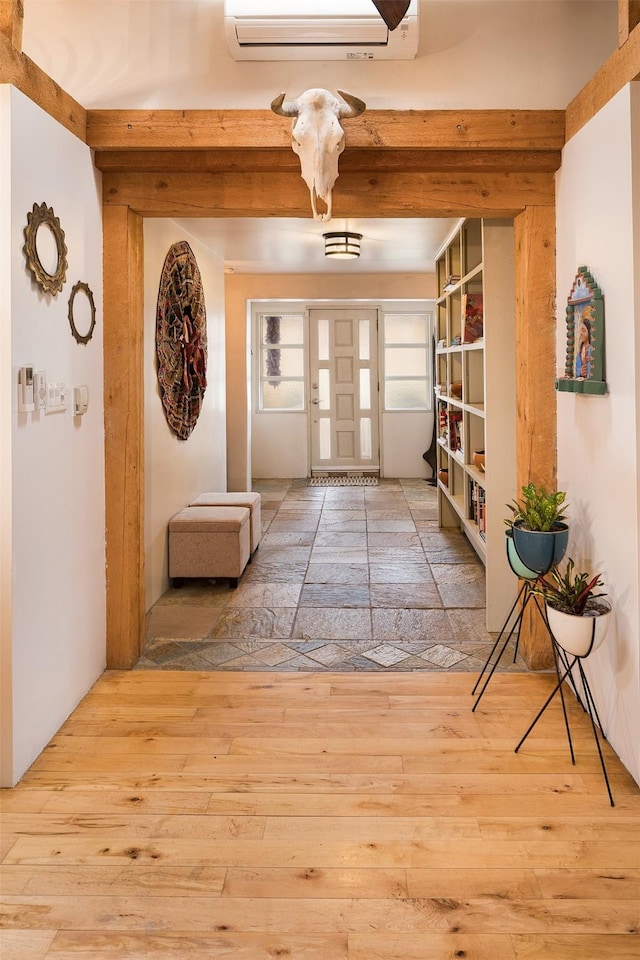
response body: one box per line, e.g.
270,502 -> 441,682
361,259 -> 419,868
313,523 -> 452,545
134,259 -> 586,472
534,558 -> 611,657
505,482 -> 570,575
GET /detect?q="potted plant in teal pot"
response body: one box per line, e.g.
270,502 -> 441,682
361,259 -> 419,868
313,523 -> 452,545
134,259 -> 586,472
505,483 -> 569,575
534,559 -> 611,657
505,527 -> 539,581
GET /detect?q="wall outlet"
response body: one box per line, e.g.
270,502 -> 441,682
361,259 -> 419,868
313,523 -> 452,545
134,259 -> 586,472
73,385 -> 89,416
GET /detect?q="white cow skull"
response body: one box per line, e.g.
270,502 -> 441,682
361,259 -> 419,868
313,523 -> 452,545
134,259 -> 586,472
271,88 -> 366,222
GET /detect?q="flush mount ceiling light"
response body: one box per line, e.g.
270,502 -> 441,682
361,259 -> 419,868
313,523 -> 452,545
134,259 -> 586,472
323,231 -> 362,260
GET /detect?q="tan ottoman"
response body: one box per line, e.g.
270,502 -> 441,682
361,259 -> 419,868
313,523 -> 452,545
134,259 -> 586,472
189,492 -> 262,555
168,505 -> 250,589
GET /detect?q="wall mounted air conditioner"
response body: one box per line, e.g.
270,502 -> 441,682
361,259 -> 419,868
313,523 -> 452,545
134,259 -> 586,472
224,0 -> 418,61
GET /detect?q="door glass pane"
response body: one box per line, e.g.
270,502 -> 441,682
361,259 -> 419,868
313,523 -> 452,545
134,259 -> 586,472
319,369 -> 330,410
261,380 -> 305,410
319,418 -> 331,459
359,319 -> 370,360
385,346 -> 427,377
318,318 -> 329,361
360,368 -> 371,410
385,380 -> 428,409
360,418 -> 372,459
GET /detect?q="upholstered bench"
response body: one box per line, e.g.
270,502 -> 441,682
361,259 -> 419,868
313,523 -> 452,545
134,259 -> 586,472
189,491 -> 262,556
168,505 -> 250,589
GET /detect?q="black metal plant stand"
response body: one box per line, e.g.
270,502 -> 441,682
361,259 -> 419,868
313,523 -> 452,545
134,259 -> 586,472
471,529 -> 615,807
472,577 -> 534,711
471,579 -> 579,767
515,637 -> 615,807
471,529 -> 565,710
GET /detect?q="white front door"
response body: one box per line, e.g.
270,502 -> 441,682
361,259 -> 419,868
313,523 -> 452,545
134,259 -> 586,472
308,307 -> 379,474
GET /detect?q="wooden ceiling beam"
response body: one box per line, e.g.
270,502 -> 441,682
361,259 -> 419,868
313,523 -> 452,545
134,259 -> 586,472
619,0 -> 640,44
0,32 -> 86,140
567,12 -> 640,141
102,169 -> 555,219
94,147 -> 562,175
87,108 -> 565,152
0,0 -> 23,49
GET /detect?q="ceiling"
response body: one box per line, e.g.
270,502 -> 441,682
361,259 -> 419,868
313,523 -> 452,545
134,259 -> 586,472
173,216 -> 460,275
21,1 -> 617,276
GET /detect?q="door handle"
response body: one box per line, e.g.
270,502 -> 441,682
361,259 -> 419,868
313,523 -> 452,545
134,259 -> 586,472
311,399 -> 319,404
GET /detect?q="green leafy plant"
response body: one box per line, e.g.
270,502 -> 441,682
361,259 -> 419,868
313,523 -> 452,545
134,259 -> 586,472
533,558 -> 607,616
505,483 -> 569,532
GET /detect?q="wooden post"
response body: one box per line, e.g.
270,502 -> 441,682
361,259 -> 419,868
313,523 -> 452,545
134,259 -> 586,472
619,0 -> 640,45
0,0 -> 23,50
103,205 -> 145,669
514,205 -> 557,670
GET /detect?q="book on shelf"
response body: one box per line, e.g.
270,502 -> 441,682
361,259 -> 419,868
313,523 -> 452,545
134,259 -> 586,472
479,494 -> 486,539
462,292 -> 484,343
438,401 -> 448,441
449,410 -> 463,453
469,478 -> 487,538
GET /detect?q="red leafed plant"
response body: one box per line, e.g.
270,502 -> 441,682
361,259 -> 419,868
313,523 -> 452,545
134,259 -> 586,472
533,558 -> 608,616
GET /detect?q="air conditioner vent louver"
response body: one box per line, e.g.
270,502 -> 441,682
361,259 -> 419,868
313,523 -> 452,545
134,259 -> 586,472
236,19 -> 389,46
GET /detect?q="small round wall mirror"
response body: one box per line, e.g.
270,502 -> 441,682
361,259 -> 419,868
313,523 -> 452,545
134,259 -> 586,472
68,281 -> 96,345
23,202 -> 68,295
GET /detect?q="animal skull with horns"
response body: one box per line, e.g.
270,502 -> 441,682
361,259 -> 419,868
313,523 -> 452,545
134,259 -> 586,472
271,88 -> 366,222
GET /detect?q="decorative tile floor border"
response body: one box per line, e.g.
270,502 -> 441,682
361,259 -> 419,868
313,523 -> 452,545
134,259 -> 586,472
135,639 -> 523,673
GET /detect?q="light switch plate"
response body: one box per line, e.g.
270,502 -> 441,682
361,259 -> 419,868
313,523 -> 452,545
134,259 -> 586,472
45,380 -> 67,414
34,371 -> 47,410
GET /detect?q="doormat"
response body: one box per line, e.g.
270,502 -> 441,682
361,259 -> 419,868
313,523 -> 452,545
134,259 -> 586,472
310,476 -> 378,486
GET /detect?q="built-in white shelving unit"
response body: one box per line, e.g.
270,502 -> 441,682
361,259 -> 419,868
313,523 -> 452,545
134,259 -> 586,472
434,219 -> 517,631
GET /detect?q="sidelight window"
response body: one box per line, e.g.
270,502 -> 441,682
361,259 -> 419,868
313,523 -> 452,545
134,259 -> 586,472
383,312 -> 432,410
258,313 -> 305,410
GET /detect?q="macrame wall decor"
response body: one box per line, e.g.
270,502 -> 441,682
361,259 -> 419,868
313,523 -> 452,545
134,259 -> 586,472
155,241 -> 208,440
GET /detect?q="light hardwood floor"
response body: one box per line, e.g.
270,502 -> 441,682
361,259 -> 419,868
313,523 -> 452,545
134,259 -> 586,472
1,669 -> 640,959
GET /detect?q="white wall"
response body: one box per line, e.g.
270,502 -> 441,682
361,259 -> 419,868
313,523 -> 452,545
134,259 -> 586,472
23,0 -> 617,111
0,87 -> 14,788
382,412 -> 431,479
556,83 -> 640,784
1,86 -> 105,787
252,414 -> 308,479
144,220 -> 227,609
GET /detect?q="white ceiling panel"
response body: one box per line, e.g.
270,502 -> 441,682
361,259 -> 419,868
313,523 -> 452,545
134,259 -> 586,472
173,217 -> 460,274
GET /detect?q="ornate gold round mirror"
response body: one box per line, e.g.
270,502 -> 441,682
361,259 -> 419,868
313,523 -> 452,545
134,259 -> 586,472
23,202 -> 68,295
68,281 -> 96,345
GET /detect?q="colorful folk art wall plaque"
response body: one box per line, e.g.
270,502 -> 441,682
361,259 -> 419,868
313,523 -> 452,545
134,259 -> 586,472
556,265 -> 607,396
155,241 -> 207,439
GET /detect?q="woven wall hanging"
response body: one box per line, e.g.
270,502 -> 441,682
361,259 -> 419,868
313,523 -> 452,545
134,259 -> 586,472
155,241 -> 207,440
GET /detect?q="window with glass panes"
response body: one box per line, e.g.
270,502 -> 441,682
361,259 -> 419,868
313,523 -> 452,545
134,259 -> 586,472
383,313 -> 432,410
258,313 -> 305,411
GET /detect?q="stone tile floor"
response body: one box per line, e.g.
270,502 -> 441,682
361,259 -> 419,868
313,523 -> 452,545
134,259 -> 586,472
136,478 -> 530,674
